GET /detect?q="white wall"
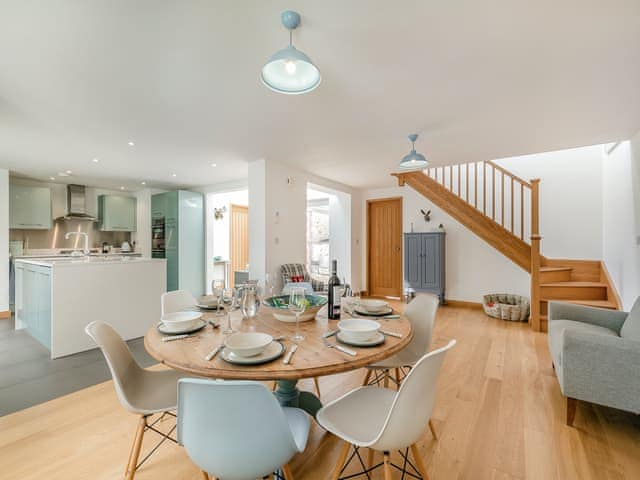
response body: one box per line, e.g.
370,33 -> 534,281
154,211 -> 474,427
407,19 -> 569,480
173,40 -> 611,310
495,145 -> 603,259
602,133 -> 640,310
0,169 -> 9,312
248,159 -> 361,293
362,186 -> 530,302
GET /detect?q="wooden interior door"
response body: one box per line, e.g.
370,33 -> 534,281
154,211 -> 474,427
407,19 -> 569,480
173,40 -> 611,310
229,204 -> 249,288
367,197 -> 403,298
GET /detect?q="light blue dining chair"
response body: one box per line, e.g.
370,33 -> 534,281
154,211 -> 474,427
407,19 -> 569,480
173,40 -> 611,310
177,379 -> 310,480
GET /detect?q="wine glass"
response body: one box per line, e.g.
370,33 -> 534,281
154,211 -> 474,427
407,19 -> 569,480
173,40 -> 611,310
264,273 -> 273,299
289,286 -> 307,343
214,288 -> 225,317
222,288 -> 235,334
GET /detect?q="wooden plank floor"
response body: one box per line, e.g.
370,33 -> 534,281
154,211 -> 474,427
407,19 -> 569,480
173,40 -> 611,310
1,305 -> 639,479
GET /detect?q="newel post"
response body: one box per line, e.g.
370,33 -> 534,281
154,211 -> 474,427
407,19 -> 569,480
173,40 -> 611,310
530,179 -> 542,331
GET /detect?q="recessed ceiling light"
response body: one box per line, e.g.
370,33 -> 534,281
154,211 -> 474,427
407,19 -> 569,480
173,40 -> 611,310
211,163 -> 217,167
141,181 -> 147,185
120,186 -> 125,190
92,158 -> 99,163
172,173 -> 177,177
65,170 -> 73,174
58,172 -> 70,177
128,141 -> 135,146
49,177 -> 55,181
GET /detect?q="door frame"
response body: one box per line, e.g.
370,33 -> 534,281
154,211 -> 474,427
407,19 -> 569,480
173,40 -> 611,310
366,196 -> 403,298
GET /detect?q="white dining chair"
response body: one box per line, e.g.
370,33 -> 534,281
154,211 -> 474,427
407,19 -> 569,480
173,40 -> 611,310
362,293 -> 440,438
161,290 -> 197,316
318,340 -> 456,480
85,321 -> 185,480
178,379 -> 310,480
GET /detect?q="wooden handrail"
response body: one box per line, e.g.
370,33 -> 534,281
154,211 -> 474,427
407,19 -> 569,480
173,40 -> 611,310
485,160 -> 531,188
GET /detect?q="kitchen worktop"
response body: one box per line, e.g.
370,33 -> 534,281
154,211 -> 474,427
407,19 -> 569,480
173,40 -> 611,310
15,257 -> 164,267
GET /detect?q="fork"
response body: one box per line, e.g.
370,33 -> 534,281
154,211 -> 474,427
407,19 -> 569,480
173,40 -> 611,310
323,338 -> 357,356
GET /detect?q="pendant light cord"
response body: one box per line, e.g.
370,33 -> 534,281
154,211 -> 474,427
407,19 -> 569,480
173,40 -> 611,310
289,29 -> 293,46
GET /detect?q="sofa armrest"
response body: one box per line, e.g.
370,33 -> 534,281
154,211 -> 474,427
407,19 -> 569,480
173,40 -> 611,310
549,301 -> 628,333
560,329 -> 640,413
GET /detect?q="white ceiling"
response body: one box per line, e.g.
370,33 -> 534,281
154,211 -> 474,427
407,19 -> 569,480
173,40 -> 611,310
0,0 -> 639,190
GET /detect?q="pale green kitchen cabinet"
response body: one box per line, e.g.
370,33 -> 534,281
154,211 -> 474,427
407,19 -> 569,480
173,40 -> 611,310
98,195 -> 137,232
9,184 -> 53,229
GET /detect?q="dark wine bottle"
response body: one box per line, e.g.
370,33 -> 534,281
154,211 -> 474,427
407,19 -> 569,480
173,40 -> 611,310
328,260 -> 341,320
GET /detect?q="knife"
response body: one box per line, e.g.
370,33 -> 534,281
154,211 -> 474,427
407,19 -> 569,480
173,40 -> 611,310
162,333 -> 195,342
323,329 -> 339,338
380,330 -> 402,338
204,344 -> 224,361
283,344 -> 298,365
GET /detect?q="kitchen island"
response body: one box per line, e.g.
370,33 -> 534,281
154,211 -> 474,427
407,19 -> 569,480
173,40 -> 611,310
14,256 -> 166,358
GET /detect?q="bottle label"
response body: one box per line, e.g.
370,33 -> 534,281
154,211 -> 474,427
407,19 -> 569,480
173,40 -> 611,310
333,286 -> 341,308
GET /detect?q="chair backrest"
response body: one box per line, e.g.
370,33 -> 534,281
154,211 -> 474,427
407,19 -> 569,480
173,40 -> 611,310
177,379 -> 301,480
403,293 -> 440,360
161,290 -> 197,316
85,321 -> 143,413
370,339 -> 456,451
620,297 -> 640,341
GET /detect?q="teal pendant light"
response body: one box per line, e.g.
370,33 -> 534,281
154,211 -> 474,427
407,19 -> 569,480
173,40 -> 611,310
398,134 -> 429,170
261,10 -> 321,95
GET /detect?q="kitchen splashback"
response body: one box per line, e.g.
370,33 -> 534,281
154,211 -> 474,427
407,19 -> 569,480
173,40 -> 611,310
10,218 -> 131,250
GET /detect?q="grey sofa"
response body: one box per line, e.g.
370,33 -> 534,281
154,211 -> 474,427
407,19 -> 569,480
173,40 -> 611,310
548,299 -> 640,426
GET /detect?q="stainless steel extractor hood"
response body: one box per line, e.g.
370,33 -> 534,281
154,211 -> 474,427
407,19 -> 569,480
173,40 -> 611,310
55,184 -> 97,221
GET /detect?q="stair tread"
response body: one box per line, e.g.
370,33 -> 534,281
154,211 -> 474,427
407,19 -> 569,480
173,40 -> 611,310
540,299 -> 618,308
540,281 -> 607,287
540,266 -> 573,272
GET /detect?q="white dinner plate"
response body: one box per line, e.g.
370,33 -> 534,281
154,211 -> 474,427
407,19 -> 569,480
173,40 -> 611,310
157,319 -> 206,335
337,331 -> 385,347
220,341 -> 285,365
354,306 -> 394,317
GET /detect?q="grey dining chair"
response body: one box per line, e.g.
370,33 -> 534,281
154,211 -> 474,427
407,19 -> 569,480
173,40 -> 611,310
362,293 -> 440,438
178,378 -> 310,480
161,289 -> 198,316
318,340 -> 456,480
85,321 -> 185,480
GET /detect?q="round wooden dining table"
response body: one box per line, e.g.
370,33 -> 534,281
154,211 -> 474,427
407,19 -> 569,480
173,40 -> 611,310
145,306 -> 413,416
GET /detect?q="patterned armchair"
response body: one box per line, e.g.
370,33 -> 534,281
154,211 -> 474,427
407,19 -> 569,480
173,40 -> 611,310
280,263 -> 328,294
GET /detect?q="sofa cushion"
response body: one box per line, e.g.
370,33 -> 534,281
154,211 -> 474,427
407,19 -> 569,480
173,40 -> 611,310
620,297 -> 640,341
548,319 -> 618,368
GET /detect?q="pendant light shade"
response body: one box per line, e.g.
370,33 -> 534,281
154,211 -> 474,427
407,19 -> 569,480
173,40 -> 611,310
261,11 -> 321,95
398,134 -> 429,170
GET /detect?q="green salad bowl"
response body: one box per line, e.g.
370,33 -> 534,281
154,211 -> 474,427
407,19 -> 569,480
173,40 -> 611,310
262,294 -> 328,323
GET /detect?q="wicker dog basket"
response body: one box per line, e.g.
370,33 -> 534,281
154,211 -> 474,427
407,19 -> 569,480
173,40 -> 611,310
482,293 -> 530,322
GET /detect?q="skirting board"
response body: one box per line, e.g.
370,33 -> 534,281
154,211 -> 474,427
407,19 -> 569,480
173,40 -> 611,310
444,299 -> 483,309
0,310 -> 10,319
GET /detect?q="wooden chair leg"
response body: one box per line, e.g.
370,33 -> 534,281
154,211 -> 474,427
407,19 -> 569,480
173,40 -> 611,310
362,369 -> 373,386
125,415 -> 147,480
410,443 -> 430,480
383,452 -> 393,480
394,368 -> 401,389
566,397 -> 578,426
282,463 -> 294,480
367,448 -> 375,469
272,381 -> 277,391
332,441 -> 352,480
314,377 -> 321,397
383,370 -> 390,389
428,419 -> 438,440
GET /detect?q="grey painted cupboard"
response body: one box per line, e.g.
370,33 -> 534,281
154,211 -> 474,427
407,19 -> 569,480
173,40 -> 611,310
404,232 -> 446,303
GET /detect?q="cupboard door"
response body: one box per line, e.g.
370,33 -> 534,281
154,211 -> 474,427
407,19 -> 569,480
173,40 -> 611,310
10,185 -> 52,229
420,235 -> 439,290
404,234 -> 422,289
99,195 -> 136,231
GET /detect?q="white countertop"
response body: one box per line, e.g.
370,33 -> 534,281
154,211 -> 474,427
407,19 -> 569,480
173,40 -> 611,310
15,257 -> 165,267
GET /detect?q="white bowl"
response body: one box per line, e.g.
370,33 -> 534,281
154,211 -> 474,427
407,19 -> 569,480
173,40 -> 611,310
338,319 -> 381,342
224,332 -> 273,358
160,311 -> 203,332
358,299 -> 388,313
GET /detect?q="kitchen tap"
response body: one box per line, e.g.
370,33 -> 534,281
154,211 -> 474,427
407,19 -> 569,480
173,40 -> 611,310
65,232 -> 90,256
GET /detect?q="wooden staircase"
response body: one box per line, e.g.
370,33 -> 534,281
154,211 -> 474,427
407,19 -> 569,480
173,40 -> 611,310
393,161 -> 622,332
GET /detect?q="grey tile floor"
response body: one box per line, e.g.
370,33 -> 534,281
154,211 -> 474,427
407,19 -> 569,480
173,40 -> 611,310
0,315 -> 157,416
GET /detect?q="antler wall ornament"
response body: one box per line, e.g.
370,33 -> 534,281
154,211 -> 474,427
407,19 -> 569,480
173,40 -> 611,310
420,209 -> 431,222
214,206 -> 227,220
